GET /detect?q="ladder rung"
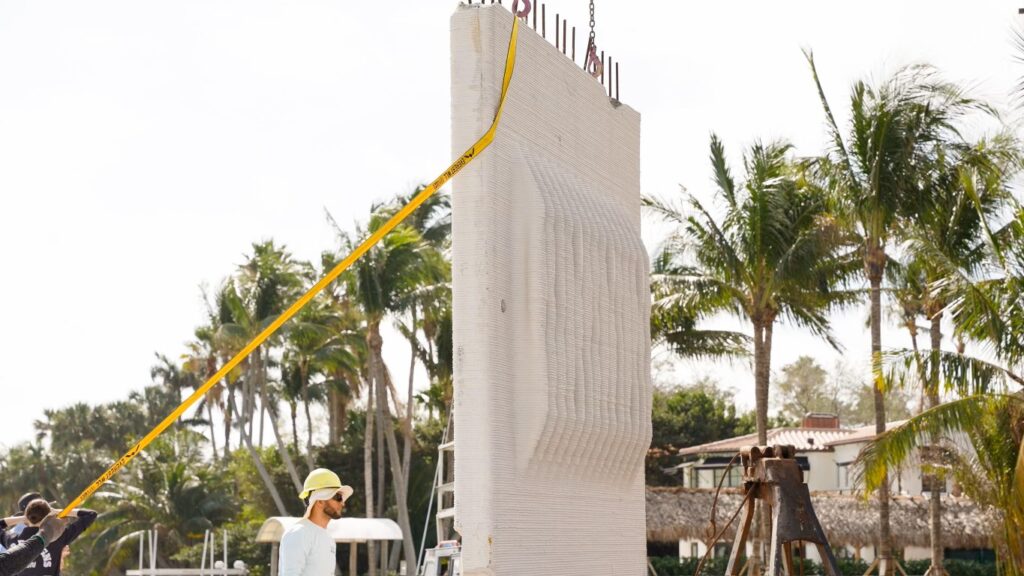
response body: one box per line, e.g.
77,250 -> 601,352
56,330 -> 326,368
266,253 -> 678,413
438,441 -> 455,451
438,482 -> 455,494
436,508 -> 456,519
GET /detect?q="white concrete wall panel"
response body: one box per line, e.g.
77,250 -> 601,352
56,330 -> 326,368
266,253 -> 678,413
451,5 -> 650,575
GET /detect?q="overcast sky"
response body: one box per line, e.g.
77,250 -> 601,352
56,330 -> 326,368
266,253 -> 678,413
1,0 -> 1022,448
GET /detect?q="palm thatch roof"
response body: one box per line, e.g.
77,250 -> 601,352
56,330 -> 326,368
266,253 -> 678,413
646,487 -> 1000,549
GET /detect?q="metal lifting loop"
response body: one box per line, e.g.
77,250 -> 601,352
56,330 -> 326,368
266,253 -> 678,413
585,0 -> 602,78
511,0 -> 531,18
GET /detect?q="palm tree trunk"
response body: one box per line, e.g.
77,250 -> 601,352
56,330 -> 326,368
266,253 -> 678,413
301,364 -> 316,471
907,317 -> 926,414
364,377 -> 377,576
333,373 -> 353,443
329,387 -> 339,445
229,395 -> 287,515
224,379 -> 234,456
926,310 -> 945,575
259,401 -> 266,449
290,402 -> 300,454
403,308 -> 417,483
868,247 -> 894,574
369,322 -> 418,570
750,318 -> 775,575
207,400 -> 219,462
258,348 -> 304,494
375,374 -> 387,576
375,380 -> 386,528
753,320 -> 769,445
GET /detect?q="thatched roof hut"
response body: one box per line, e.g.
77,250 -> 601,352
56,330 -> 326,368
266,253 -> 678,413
646,487 -> 1000,549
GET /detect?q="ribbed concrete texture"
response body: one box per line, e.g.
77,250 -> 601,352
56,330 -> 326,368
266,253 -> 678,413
451,5 -> 651,575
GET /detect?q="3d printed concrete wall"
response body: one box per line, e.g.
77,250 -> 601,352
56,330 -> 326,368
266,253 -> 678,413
451,5 -> 651,575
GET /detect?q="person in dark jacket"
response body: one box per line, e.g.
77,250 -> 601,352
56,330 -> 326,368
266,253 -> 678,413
2,496 -> 96,576
0,515 -> 67,576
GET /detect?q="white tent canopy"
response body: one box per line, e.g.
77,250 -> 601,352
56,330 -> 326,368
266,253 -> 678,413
256,517 -> 403,544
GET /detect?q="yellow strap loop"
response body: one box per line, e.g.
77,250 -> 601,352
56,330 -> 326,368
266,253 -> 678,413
58,15 -> 520,517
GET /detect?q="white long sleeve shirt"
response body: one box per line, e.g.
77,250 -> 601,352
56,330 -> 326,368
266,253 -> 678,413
278,519 -> 336,576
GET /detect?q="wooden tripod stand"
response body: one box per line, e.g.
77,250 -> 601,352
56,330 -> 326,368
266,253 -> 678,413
724,445 -> 841,576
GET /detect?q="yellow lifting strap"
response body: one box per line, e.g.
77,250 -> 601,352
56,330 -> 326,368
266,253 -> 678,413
59,15 -> 521,517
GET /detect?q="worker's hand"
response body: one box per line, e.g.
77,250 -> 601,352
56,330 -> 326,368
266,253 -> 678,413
38,514 -> 69,545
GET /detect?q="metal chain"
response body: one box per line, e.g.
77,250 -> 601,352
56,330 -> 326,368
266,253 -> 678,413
588,0 -> 596,45
585,0 -> 602,78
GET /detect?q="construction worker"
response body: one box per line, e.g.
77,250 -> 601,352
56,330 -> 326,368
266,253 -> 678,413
278,469 -> 353,576
0,515 -> 67,576
3,495 -> 97,576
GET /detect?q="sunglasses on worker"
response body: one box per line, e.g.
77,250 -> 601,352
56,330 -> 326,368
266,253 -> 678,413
330,493 -> 345,503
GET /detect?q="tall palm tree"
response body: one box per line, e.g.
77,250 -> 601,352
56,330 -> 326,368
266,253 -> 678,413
283,303 -> 334,470
898,132 -> 1021,572
193,288 -> 288,513
182,325 -> 226,462
861,377 -> 1024,572
646,136 -> 853,573
645,135 -> 853,445
805,52 -> 985,572
648,248 -> 751,361
89,434 -> 236,572
217,281 -> 304,493
380,187 -> 452,566
873,204 -> 1024,573
316,250 -> 370,445
341,206 -> 446,569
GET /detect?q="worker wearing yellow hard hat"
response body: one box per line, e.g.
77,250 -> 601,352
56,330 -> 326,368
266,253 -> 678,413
298,468 -> 354,514
279,469 -> 354,576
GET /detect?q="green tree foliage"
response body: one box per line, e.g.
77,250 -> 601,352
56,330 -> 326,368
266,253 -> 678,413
645,135 -> 854,449
646,383 -> 756,486
772,356 -> 913,427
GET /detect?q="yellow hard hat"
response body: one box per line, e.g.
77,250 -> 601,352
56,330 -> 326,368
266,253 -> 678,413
299,468 -> 353,501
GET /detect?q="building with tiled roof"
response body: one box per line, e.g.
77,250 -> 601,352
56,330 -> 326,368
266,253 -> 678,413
668,414 -> 962,563
673,413 -> 856,492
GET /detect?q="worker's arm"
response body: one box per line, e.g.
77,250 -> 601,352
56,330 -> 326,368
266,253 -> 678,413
53,509 -> 96,546
0,534 -> 47,576
0,518 -> 25,548
277,530 -> 309,576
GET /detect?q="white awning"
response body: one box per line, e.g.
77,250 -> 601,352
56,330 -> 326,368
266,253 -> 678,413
255,517 -> 403,544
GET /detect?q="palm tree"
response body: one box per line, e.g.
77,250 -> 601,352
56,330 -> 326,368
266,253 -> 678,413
645,135 -> 852,445
341,204 -> 446,570
646,136 -> 853,572
861,381 -> 1024,572
89,434 -> 236,573
218,241 -> 309,493
316,250 -> 370,446
648,248 -> 751,361
380,187 -> 452,558
283,304 -> 333,470
896,132 -> 1021,572
217,281 -> 304,493
192,288 -> 288,513
805,52 -> 986,572
182,325 -> 226,462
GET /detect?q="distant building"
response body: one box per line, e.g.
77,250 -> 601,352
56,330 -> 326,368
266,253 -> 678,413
656,413 -> 988,563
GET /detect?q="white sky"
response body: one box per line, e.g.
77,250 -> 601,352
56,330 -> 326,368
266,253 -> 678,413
1,0 -> 1021,448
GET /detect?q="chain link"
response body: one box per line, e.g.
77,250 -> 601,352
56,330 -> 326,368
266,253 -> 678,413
588,0 -> 596,43
585,0 -> 602,78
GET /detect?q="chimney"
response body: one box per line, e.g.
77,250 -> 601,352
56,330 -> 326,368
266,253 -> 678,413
802,412 -> 839,429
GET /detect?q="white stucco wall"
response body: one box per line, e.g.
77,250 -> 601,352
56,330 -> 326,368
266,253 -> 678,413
805,452 -> 837,492
451,5 -> 649,576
